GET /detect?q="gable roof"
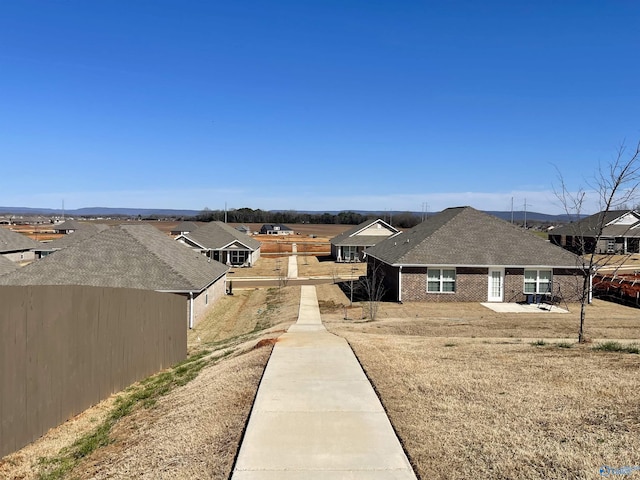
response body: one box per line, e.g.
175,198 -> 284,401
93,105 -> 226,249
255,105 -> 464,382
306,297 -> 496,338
550,210 -> 640,237
330,219 -> 401,247
0,224 -> 228,292
0,255 -> 19,276
35,223 -> 110,252
179,221 -> 260,251
53,219 -> 85,232
170,221 -> 202,234
0,227 -> 40,253
260,224 -> 293,232
366,206 -> 580,267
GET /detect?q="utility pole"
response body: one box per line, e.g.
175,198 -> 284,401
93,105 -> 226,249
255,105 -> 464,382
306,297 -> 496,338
524,199 -> 532,229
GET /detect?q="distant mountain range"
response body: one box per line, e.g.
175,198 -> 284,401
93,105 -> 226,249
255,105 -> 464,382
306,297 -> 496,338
0,206 -> 581,223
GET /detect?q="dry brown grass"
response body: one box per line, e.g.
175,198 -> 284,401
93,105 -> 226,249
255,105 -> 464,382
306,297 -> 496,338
188,285 -> 300,349
326,299 -> 640,341
326,299 -> 640,480
228,255 -> 365,280
73,345 -> 272,480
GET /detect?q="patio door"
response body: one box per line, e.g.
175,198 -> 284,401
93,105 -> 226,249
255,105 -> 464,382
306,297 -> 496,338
488,268 -> 504,302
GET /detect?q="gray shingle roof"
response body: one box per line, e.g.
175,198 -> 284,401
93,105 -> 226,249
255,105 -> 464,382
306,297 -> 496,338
260,224 -> 293,233
170,221 -> 202,234
366,206 -> 580,267
53,220 -> 85,232
35,223 -> 110,252
0,224 -> 228,292
550,210 -> 638,237
0,227 -> 40,253
330,219 -> 400,247
180,221 -> 260,250
0,256 -> 19,276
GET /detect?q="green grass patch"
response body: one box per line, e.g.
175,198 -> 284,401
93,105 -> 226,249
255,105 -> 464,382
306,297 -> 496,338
530,339 -> 547,347
444,342 -> 457,347
593,341 -> 640,354
555,342 -> 574,349
36,350 -> 212,480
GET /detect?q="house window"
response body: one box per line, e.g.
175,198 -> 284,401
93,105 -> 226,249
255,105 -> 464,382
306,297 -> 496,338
229,250 -> 248,265
524,269 -> 552,294
427,268 -> 456,293
606,239 -> 616,253
343,246 -> 358,261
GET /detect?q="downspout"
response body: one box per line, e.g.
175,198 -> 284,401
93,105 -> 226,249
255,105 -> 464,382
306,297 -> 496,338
189,292 -> 194,329
398,265 -> 403,303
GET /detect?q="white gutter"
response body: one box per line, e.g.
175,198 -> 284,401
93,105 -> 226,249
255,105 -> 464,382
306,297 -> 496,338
398,265 -> 403,303
189,291 -> 194,329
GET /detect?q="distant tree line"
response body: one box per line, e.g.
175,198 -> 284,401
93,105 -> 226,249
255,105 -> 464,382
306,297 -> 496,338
192,207 -> 422,228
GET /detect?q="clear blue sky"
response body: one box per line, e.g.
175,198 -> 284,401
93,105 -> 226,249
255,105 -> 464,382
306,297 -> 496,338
1,1 -> 639,214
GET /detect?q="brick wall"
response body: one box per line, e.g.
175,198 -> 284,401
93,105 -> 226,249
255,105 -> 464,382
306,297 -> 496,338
401,267 -> 489,302
399,266 -> 584,303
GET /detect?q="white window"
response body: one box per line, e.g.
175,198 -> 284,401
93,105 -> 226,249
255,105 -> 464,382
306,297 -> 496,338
427,268 -> 456,293
524,269 -> 552,294
230,250 -> 248,265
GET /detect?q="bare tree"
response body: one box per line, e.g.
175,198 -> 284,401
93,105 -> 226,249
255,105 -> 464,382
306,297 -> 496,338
555,141 -> 640,342
359,259 -> 386,320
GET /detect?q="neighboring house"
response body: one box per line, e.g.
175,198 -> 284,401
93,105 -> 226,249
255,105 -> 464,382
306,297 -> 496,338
176,221 -> 261,267
259,224 -> 294,235
549,210 -> 640,254
34,223 -> 110,259
0,255 -> 19,276
170,221 -> 202,236
235,224 -> 251,235
330,219 -> 401,262
0,224 -> 229,328
364,206 -> 584,304
53,219 -> 85,234
0,227 -> 39,263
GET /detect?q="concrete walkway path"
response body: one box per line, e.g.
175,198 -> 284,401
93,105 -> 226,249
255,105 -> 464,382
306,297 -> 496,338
287,255 -> 298,279
231,285 -> 417,479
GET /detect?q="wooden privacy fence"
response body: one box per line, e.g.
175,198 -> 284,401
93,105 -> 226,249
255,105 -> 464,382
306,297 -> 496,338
0,285 -> 187,458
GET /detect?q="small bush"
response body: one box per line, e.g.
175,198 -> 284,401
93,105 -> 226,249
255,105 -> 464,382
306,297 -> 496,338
530,339 -> 546,347
593,341 -> 639,354
556,342 -> 573,349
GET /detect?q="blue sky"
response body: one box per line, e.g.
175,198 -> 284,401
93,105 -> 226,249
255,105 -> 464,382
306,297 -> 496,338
1,1 -> 639,214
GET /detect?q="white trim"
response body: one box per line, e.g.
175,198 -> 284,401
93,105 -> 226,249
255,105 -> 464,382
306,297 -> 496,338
487,268 -> 504,302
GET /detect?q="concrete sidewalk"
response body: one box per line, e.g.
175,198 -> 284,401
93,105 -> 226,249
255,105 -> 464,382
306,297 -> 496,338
231,285 -> 417,479
287,255 -> 298,279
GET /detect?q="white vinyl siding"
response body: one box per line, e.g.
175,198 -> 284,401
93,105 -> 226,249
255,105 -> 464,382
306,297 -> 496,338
427,268 -> 456,293
524,269 -> 552,294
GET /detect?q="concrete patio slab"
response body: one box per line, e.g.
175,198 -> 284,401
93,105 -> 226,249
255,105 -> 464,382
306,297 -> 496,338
481,302 -> 568,313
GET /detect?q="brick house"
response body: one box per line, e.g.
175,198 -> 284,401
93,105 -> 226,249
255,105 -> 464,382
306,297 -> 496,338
364,206 -> 584,303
